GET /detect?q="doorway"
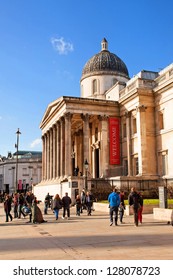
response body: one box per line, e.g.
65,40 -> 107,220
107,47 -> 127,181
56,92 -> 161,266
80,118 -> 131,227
95,149 -> 100,178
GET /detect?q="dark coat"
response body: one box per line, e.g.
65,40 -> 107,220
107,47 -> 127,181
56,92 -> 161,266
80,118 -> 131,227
53,198 -> 63,210
128,191 -> 141,209
4,198 -> 12,212
62,195 -> 71,208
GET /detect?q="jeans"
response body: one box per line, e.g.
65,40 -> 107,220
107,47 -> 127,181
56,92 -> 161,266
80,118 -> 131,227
18,204 -> 25,218
110,206 -> 119,225
54,208 -> 59,220
119,209 -> 124,223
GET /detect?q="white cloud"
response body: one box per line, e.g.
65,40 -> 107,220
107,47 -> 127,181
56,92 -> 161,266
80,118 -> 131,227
30,138 -> 42,148
51,37 -> 74,55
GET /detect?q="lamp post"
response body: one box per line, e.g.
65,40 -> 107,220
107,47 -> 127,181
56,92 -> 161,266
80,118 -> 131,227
15,128 -> 21,193
30,177 -> 33,191
84,159 -> 89,190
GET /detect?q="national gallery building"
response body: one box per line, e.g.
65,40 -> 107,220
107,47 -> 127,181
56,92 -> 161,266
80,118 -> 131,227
34,38 -> 173,202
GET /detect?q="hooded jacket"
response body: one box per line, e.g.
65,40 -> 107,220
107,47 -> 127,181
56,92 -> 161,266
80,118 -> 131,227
108,191 -> 120,207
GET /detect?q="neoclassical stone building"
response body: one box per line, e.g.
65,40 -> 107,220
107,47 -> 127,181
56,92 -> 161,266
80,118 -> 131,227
34,38 -> 173,202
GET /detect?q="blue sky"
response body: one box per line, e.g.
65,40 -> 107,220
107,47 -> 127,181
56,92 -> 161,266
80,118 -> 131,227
0,0 -> 173,156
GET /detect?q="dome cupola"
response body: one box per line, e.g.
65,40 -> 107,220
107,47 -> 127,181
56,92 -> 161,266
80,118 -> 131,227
81,38 -> 129,80
80,39 -> 129,99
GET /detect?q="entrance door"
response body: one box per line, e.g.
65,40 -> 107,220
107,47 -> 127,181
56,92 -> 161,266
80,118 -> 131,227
95,149 -> 100,178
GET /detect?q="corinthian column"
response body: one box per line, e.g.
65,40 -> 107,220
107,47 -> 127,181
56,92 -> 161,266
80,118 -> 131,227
136,105 -> 147,175
56,121 -> 60,178
47,131 -> 50,180
99,115 -> 109,177
49,128 -> 53,180
81,113 -> 90,173
125,111 -> 132,176
64,112 -> 72,177
60,117 -> 65,178
52,125 -> 56,179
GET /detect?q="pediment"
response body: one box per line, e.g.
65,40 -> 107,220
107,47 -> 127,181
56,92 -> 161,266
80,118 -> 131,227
40,97 -> 63,127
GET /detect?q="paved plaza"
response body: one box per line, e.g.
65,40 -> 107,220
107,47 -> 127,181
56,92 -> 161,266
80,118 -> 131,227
0,203 -> 173,260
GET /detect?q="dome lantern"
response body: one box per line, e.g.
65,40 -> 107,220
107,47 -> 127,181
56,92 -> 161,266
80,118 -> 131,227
101,38 -> 108,51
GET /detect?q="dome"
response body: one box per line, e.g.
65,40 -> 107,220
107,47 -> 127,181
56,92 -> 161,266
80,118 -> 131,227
81,38 -> 129,80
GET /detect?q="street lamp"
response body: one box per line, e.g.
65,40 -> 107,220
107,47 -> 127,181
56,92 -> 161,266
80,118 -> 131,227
15,128 -> 21,193
84,159 -> 89,190
30,177 -> 33,191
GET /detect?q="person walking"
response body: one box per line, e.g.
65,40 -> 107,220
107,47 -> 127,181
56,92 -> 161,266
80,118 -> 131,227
108,187 -> 120,226
80,189 -> 86,213
62,192 -> 72,219
52,194 -> 63,220
138,192 -> 144,224
128,187 -> 141,227
75,194 -> 82,216
4,194 -> 13,222
119,190 -> 126,223
85,191 -> 93,216
119,202 -> 125,224
13,193 -> 19,218
44,192 -> 51,215
18,193 -> 26,219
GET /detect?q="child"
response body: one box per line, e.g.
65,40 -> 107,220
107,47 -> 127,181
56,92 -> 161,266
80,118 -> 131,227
119,202 -> 125,223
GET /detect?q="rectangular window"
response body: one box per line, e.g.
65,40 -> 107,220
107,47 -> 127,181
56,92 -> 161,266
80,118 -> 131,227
93,79 -> 97,94
159,111 -> 164,130
123,123 -> 126,138
133,157 -> 139,175
162,154 -> 167,176
124,159 -> 128,176
133,117 -> 137,134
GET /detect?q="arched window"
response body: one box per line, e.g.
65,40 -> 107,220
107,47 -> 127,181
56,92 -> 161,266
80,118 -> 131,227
93,79 -> 97,94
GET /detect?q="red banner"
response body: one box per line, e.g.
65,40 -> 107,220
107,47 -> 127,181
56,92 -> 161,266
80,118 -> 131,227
109,118 -> 120,165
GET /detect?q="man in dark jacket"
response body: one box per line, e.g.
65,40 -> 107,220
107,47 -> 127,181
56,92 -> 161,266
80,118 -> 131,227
62,192 -> 72,219
4,194 -> 13,222
108,187 -> 120,226
128,187 -> 141,226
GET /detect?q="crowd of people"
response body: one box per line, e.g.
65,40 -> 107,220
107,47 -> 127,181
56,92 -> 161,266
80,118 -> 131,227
0,187 -> 144,227
50,190 -> 95,221
1,191 -> 47,224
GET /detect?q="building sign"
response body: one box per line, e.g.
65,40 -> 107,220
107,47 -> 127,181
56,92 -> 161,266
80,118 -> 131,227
72,181 -> 78,188
109,117 -> 120,165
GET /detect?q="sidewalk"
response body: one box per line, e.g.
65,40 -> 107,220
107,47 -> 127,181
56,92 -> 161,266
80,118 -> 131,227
0,203 -> 173,260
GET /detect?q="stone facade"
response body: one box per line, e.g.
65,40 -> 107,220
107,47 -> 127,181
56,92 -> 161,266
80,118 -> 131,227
0,151 -> 42,194
34,39 -> 173,202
